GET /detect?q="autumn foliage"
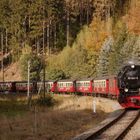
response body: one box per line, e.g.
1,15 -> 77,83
124,3 -> 140,34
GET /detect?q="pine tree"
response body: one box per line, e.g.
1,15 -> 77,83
97,37 -> 113,77
132,36 -> 140,63
120,34 -> 137,64
108,24 -> 128,75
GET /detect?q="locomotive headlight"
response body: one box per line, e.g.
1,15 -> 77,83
124,88 -> 128,92
131,64 -> 135,69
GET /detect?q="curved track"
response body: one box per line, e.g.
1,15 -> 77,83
73,109 -> 140,140
86,109 -> 140,140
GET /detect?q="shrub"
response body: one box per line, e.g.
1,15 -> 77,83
20,45 -> 43,81
36,95 -> 55,107
47,69 -> 66,80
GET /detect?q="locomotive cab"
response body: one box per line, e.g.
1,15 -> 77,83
118,64 -> 140,93
117,63 -> 140,108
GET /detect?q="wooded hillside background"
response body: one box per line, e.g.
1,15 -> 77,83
0,0 -> 139,80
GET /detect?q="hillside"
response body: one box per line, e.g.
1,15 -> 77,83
124,1 -> 140,34
0,0 -> 139,81
0,63 -> 22,81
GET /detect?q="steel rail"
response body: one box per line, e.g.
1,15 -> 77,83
73,109 -> 140,140
114,110 -> 140,140
86,110 -> 140,140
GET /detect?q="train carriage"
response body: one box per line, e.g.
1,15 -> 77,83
15,81 -> 36,92
37,80 -> 57,93
94,77 -> 109,96
47,80 -> 57,92
0,82 -> 15,92
57,79 -> 76,93
37,81 -> 47,92
76,79 -> 93,94
108,76 -> 119,98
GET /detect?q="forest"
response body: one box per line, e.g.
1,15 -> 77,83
0,0 -> 139,81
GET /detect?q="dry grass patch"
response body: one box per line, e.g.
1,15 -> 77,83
0,108 -> 107,140
0,94 -> 120,140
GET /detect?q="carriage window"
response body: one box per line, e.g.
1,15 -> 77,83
48,84 -> 50,88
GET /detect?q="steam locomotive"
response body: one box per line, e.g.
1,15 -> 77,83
117,62 -> 140,108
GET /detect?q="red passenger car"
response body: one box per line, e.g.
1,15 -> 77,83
108,76 -> 119,98
16,81 -> 35,92
57,80 -> 76,93
94,77 -> 109,96
37,80 -> 57,93
0,82 -> 15,93
47,80 -> 57,92
76,79 -> 93,94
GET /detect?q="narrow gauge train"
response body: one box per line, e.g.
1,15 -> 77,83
0,77 -> 119,98
117,63 -> 140,108
0,62 -> 139,109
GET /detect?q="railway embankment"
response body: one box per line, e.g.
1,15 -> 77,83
73,109 -> 140,140
124,110 -> 140,140
0,95 -> 121,140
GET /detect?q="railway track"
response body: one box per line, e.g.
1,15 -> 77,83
73,109 -> 140,140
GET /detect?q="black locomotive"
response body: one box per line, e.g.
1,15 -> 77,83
117,62 -> 140,108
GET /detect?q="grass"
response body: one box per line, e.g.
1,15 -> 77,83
0,94 -> 115,140
0,96 -> 27,117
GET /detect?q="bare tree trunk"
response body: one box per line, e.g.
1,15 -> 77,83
66,4 -> 70,47
43,20 -> 45,54
6,28 -> 8,53
1,32 -> 4,82
86,0 -> 89,25
79,1 -> 83,26
54,23 -> 57,49
35,37 -> 39,55
49,20 -> 52,54
47,21 -> 50,55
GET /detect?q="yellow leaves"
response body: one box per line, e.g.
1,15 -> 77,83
21,44 -> 32,55
85,18 -> 109,52
70,16 -> 113,53
123,2 -> 140,35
